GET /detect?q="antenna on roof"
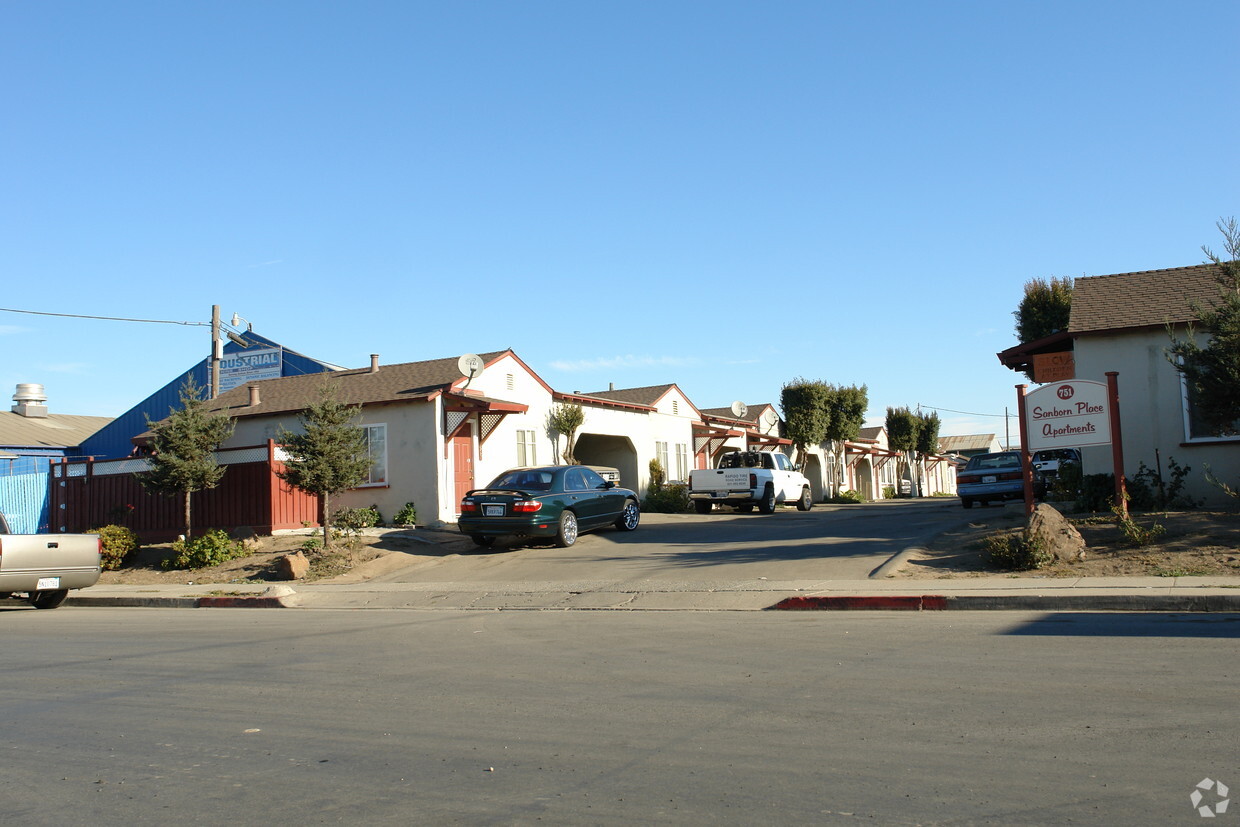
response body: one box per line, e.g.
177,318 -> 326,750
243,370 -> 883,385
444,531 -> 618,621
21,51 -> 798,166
457,353 -> 484,391
730,400 -> 748,428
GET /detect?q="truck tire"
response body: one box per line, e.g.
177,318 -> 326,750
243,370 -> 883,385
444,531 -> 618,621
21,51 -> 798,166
694,501 -> 713,515
29,589 -> 69,610
796,487 -> 812,511
757,484 -> 777,514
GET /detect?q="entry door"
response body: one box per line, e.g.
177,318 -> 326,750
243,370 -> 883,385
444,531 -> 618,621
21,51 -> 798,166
453,424 -> 474,507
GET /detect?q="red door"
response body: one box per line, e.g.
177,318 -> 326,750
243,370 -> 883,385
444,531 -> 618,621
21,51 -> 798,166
453,424 -> 474,508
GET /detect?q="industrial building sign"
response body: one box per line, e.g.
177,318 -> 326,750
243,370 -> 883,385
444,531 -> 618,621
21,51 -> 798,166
1025,380 -> 1111,450
220,347 -> 282,392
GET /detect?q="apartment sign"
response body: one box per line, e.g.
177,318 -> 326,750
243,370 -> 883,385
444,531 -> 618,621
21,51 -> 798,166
1025,380 -> 1111,450
220,347 -> 283,393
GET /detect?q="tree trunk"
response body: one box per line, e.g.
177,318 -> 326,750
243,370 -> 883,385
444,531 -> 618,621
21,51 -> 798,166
184,491 -> 192,539
321,492 -> 331,551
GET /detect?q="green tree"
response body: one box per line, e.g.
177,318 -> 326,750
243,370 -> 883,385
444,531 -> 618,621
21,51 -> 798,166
1013,276 -> 1074,381
780,379 -> 832,469
277,384 -> 374,550
546,403 -> 586,464
823,384 -> 868,497
1168,217 -> 1240,436
885,406 -> 921,497
914,410 -> 942,496
138,373 -> 235,539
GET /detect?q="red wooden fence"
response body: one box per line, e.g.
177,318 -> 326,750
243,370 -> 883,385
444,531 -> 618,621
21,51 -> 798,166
49,440 -> 321,543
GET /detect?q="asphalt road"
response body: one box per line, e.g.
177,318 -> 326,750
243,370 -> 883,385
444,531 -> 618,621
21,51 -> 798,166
4,608 -> 1238,824
382,500 -> 982,584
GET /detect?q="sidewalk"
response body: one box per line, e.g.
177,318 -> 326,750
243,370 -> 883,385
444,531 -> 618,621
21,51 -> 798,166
66,574 -> 1240,612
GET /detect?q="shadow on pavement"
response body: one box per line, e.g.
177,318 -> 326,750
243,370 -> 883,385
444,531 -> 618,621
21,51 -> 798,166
1002,612 -> 1240,638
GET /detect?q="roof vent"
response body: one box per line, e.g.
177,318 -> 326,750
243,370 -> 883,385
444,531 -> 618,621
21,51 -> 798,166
370,354 -> 380,373
12,383 -> 49,418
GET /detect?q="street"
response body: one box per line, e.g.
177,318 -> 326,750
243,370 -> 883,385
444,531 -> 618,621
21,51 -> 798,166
4,607 -> 1237,824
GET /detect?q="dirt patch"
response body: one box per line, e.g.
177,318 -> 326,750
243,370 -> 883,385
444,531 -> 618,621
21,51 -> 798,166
898,506 -> 1240,579
98,528 -> 474,586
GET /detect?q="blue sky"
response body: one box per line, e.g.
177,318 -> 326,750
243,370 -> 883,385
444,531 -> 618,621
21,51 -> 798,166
3,1 -> 1237,444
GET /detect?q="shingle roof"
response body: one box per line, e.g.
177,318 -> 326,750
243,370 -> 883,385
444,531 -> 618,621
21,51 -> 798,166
1069,263 -> 1224,334
699,403 -> 772,425
857,426 -> 883,441
203,350 -> 511,419
938,434 -> 997,453
0,412 -> 113,449
585,384 -> 677,407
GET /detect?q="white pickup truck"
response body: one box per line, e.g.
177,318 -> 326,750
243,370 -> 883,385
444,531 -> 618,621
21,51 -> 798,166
689,450 -> 813,514
0,513 -> 102,609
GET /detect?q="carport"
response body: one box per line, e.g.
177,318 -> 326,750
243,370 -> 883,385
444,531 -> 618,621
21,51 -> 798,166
573,433 -> 639,493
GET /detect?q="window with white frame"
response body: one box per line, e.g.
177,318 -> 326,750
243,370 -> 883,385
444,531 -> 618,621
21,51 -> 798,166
361,424 -> 387,485
517,429 -> 538,466
1181,372 -> 1240,441
674,443 -> 689,481
656,441 -> 669,477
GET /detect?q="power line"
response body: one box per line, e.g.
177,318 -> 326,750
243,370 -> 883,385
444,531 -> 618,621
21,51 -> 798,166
0,307 -> 209,327
918,403 -> 1010,419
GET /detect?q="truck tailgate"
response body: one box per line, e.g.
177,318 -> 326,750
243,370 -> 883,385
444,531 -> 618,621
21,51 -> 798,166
0,535 -> 103,592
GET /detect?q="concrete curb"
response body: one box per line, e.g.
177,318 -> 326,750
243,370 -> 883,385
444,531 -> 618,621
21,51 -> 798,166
68,595 -> 293,609
769,594 -> 1240,612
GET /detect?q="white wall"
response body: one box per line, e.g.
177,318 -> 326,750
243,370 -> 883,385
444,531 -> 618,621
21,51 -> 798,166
1073,330 -> 1240,506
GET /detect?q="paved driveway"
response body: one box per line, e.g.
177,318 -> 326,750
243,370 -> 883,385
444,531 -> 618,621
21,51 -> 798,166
379,499 -> 977,584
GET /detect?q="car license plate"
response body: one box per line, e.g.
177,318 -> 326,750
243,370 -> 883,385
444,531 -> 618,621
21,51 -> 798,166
982,475 -> 997,484
483,505 -> 505,517
36,577 -> 60,589
715,491 -> 727,499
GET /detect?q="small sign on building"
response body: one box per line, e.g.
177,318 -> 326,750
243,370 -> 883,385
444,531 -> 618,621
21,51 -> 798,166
1032,351 -> 1075,383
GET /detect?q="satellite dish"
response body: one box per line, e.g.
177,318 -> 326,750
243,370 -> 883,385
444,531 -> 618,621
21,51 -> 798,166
730,401 -> 748,419
764,409 -> 779,426
457,353 -> 485,379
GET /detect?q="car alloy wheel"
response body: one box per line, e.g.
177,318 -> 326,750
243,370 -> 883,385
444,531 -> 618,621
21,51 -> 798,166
615,500 -> 640,531
758,484 -> 777,514
797,487 -> 812,511
555,511 -> 579,547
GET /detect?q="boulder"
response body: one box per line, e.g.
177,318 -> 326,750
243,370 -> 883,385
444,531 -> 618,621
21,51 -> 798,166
229,526 -> 264,550
1027,503 -> 1086,563
276,550 -> 310,580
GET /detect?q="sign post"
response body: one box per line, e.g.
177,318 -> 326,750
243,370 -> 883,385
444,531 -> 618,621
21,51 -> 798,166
1021,376 -> 1126,518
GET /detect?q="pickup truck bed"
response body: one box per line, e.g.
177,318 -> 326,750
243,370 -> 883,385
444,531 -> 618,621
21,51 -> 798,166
0,513 -> 102,609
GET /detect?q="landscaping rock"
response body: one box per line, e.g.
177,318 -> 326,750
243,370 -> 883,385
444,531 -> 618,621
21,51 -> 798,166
276,550 -> 310,580
1027,503 -> 1086,563
229,526 -> 264,550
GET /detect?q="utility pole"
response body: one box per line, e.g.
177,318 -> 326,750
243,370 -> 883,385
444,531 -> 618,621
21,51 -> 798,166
210,304 -> 221,399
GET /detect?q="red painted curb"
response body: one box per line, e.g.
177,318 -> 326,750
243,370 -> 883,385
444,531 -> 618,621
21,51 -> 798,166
195,597 -> 286,608
771,595 -> 948,611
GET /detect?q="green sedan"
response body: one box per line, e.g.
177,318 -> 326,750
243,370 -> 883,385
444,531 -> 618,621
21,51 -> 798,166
458,465 -> 641,548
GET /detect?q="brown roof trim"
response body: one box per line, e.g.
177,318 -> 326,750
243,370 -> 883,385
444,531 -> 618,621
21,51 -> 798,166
552,390 -> 656,412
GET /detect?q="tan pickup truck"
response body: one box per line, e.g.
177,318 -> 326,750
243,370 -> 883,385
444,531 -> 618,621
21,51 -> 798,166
0,513 -> 102,609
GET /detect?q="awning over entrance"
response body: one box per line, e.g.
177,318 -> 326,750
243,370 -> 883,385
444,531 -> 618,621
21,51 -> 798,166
442,393 -> 529,458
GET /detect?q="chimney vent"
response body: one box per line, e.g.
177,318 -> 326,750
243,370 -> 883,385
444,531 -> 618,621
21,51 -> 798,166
370,354 -> 380,373
609,382 -> 615,391
12,383 -> 49,418
248,384 -> 261,407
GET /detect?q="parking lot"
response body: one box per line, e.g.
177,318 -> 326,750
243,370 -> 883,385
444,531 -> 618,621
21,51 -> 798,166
379,499 -> 975,585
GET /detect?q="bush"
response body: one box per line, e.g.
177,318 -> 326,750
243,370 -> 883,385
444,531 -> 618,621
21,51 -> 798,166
828,489 -> 864,504
332,506 -> 381,532
984,531 -> 1051,571
882,485 -> 897,499
161,529 -> 250,570
643,482 -> 691,513
89,524 -> 139,571
393,502 -> 418,526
